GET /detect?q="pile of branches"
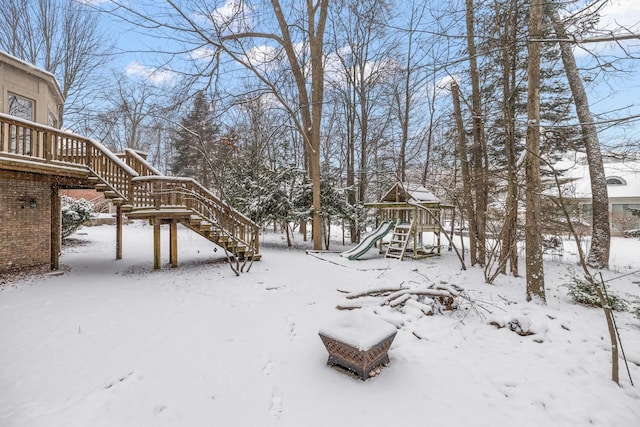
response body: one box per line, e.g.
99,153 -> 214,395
337,282 -> 461,316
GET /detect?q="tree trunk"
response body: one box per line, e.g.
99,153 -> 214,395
499,0 -> 520,277
451,81 -> 477,264
346,82 -> 357,243
308,1 -> 327,251
525,0 -> 546,303
465,0 -> 486,266
551,10 -> 610,269
271,0 -> 328,251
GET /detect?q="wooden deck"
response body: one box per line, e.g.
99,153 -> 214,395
0,112 -> 260,268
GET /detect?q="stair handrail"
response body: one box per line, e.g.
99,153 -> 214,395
0,112 -> 138,200
120,148 -> 161,177
131,175 -> 260,254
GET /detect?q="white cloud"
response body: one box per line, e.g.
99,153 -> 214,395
597,0 -> 640,31
209,0 -> 254,33
244,45 -> 283,72
189,46 -> 218,61
73,0 -> 109,4
431,75 -> 457,97
124,61 -> 178,86
324,45 -> 398,89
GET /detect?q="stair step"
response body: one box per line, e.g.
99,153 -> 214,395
88,176 -> 100,183
95,183 -> 109,191
104,190 -> 117,198
120,204 -> 133,212
111,198 -> 125,205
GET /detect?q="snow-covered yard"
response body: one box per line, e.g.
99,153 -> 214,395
1,221 -> 639,427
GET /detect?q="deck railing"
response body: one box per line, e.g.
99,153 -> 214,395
118,148 -> 161,177
0,112 -> 138,199
131,176 -> 259,253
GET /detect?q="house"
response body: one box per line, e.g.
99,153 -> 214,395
0,51 -> 64,127
0,52 -> 76,271
0,52 -> 259,272
555,153 -> 640,235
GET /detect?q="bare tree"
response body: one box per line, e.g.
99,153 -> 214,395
0,0 -> 112,126
328,0 -> 394,242
464,0 -> 488,266
451,80 -> 478,264
106,0 -> 329,250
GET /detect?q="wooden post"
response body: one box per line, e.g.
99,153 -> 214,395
153,218 -> 161,270
169,219 -> 178,268
50,185 -> 61,270
116,205 -> 123,260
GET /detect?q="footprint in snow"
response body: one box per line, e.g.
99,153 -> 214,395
269,390 -> 283,418
287,316 -> 296,341
263,360 -> 274,376
104,371 -> 134,390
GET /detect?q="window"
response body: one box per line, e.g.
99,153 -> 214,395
606,177 -> 626,185
8,93 -> 35,155
611,203 -> 640,231
8,92 -> 34,121
48,111 -> 58,129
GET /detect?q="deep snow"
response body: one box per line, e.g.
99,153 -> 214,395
1,221 -> 639,427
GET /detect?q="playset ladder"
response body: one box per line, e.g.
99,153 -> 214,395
385,221 -> 413,260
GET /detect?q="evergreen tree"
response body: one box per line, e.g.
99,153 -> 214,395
171,92 -> 220,189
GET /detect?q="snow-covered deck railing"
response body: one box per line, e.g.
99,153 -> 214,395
319,313 -> 397,380
131,175 -> 260,253
0,112 -> 138,200
120,148 -> 161,177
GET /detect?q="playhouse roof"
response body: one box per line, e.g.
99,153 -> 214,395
380,182 -> 440,204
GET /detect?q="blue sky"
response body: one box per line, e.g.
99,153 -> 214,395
95,0 -> 640,143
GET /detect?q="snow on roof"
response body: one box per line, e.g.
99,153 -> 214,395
381,182 -> 440,203
553,154 -> 640,200
406,183 -> 440,202
0,50 -> 63,101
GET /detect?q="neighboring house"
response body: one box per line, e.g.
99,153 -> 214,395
554,153 -> 640,236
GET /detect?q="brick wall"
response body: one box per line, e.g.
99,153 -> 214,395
0,178 -> 51,270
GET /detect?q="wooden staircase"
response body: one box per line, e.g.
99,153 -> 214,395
0,113 -> 260,265
181,214 -> 259,260
95,148 -> 260,261
385,221 -> 413,260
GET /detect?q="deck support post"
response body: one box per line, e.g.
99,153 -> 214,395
169,219 -> 178,268
153,218 -> 161,269
116,205 -> 123,260
50,185 -> 61,270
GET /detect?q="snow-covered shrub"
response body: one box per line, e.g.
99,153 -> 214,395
623,229 -> 640,238
62,197 -> 94,238
565,278 -> 627,311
